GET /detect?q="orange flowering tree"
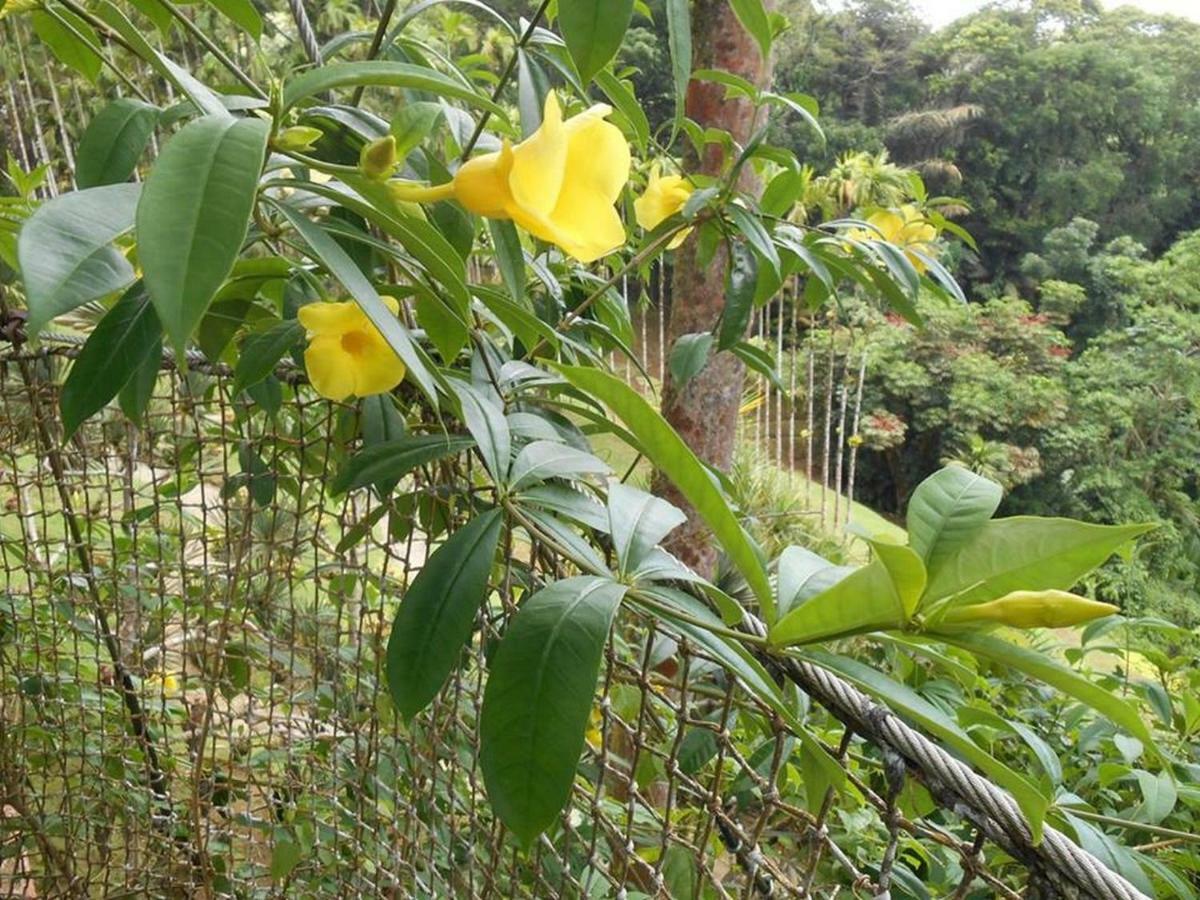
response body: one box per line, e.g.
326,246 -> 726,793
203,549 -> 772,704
10,0 -> 1159,851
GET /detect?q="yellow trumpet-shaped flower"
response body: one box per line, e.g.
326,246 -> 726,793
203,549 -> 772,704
941,590 -> 1118,630
852,205 -> 938,272
298,297 -> 407,402
634,164 -> 693,249
392,92 -> 631,263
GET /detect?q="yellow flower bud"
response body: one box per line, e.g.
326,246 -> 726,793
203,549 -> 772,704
273,126 -> 324,153
298,297 -> 407,401
360,135 -> 399,181
391,92 -> 631,263
634,164 -> 694,249
942,590 -> 1118,630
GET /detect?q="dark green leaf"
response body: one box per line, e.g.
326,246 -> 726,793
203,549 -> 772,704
330,434 -> 474,495
32,7 -> 101,83
667,332 -> 713,388
387,509 -> 503,719
60,285 -> 162,437
480,576 -> 626,844
283,62 -> 505,114
232,319 -> 303,395
118,334 -> 162,421
664,0 -> 691,135
204,0 -> 261,39
488,219 -> 526,304
717,241 -> 757,351
76,99 -> 160,188
557,0 -> 635,84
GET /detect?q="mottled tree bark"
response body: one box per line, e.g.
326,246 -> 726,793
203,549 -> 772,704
654,0 -> 775,577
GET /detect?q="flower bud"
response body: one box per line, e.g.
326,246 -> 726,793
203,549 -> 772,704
272,126 -> 323,153
942,590 -> 1118,630
359,135 -> 398,181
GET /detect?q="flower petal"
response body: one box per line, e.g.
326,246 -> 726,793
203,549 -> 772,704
508,92 -> 568,219
298,300 -> 363,336
454,141 -> 514,218
351,333 -> 407,397
304,336 -> 358,401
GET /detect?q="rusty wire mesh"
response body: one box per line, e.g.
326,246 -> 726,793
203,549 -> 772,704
0,345 -> 1044,899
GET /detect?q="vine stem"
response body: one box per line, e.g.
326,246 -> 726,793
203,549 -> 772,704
459,0 -> 552,161
350,0 -> 398,106
150,0 -> 267,99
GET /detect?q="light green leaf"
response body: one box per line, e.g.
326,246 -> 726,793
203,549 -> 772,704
387,509 -> 503,719
60,284 -> 161,437
330,434 -> 473,495
508,440 -> 610,490
480,576 -> 627,845
770,558 -> 908,646
555,364 -> 774,619
76,99 -> 159,188
390,101 -> 443,160
924,517 -> 1156,608
204,0 -> 260,39
271,200 -> 439,405
906,466 -> 1002,582
728,0 -> 772,61
864,537 -> 926,617
1132,770 -> 1177,825
557,0 -> 635,84
138,115 -> 269,354
776,546 -> 853,617
449,380 -> 510,483
19,182 -> 140,335
607,481 -> 686,576
283,61 -> 505,114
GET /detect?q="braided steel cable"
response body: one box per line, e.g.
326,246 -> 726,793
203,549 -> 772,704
287,0 -> 322,67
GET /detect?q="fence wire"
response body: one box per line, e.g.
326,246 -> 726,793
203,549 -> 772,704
0,343 -> 1128,899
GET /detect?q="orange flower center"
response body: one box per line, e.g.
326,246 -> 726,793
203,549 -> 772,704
340,330 -> 370,356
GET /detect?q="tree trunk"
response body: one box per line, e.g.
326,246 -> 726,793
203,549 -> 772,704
654,0 -> 775,577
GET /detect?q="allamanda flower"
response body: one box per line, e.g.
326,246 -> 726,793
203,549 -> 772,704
852,205 -> 938,272
298,297 -> 407,401
634,164 -> 694,249
392,92 -> 631,263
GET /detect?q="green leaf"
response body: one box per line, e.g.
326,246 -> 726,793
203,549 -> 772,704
557,0 -> 635,84
282,62 -> 505,114
76,99 -> 159,188
412,285 -> 468,363
272,201 -> 440,405
480,576 -> 627,845
449,380 -> 511,483
118,334 -> 162,421
138,115 -> 269,354
770,558 -> 909,646
1133,770 -> 1177,825
390,101 -> 443,159
667,332 -> 713,389
555,364 -> 774,619
727,205 -> 780,275
32,6 -> 100,83
607,482 -> 686,576
864,537 -> 926,617
60,285 -> 162,437
203,0 -> 261,39
594,70 -> 648,153
232,319 -> 303,395
933,631 -> 1155,749
664,0 -> 691,134
269,839 -> 302,881
487,219 -> 525,304
728,0 -> 773,61
19,183 -> 140,335
801,648 -> 1049,841
330,434 -> 474,495
717,241 -> 757,351
386,509 -> 503,719
776,546 -> 854,617
508,440 -> 611,490
906,466 -> 1003,583
924,517 -> 1156,608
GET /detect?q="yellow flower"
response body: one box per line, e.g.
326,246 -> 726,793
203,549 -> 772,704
393,92 -> 631,263
941,590 -> 1118,630
145,673 -> 181,694
298,297 -> 407,402
634,164 -> 693,249
853,205 -> 938,272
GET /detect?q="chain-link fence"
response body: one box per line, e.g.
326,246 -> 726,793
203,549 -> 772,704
0,341 -> 1151,899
